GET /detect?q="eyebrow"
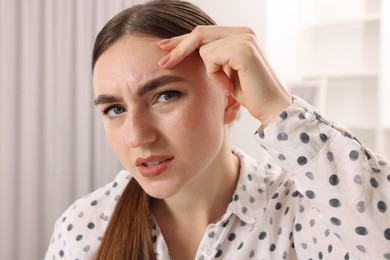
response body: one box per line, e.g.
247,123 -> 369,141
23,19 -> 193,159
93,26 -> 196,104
94,75 -> 185,106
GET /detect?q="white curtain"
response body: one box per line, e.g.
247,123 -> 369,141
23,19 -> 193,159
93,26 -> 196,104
0,0 -> 138,259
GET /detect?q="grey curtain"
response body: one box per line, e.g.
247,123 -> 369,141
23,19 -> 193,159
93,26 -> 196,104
0,0 -> 134,259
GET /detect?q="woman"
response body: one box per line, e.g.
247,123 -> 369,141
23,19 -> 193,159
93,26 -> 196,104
45,1 -> 390,259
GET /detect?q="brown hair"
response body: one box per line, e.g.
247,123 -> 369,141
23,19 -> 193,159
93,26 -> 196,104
92,1 -> 215,259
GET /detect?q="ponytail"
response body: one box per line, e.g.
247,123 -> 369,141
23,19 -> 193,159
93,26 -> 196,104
94,178 -> 156,260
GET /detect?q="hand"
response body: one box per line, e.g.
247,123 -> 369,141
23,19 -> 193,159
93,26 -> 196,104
157,25 -> 292,127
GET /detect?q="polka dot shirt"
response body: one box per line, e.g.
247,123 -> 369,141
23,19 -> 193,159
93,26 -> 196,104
45,96 -> 390,259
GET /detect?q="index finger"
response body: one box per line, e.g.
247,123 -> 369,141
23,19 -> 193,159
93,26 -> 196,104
157,25 -> 255,68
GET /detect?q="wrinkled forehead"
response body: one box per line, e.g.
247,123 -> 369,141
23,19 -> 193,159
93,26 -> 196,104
93,36 -> 166,88
92,35 -> 206,96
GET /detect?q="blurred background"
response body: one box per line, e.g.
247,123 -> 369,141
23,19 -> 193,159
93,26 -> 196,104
1,0 -> 389,259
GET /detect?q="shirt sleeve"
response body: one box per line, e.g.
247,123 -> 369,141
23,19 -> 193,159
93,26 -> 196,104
254,96 -> 390,259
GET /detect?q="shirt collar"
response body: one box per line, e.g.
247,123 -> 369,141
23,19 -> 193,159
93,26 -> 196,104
222,148 -> 269,224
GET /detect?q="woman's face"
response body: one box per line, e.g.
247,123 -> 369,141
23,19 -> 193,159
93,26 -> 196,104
93,35 -> 236,199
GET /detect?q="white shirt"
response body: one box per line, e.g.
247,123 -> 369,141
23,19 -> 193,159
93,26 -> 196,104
45,97 -> 390,259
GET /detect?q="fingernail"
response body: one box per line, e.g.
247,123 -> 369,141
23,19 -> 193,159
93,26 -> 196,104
158,53 -> 170,66
158,39 -> 171,45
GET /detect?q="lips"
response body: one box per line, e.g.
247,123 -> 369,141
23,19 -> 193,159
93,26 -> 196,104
135,156 -> 174,177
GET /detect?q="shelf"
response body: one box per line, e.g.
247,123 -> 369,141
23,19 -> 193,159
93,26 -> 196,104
303,71 -> 378,80
306,13 -> 380,30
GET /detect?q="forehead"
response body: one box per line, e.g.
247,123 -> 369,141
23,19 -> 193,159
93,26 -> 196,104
93,36 -> 164,86
93,35 -> 204,95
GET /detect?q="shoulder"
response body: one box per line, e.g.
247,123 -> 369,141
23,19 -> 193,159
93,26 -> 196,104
45,169 -> 131,259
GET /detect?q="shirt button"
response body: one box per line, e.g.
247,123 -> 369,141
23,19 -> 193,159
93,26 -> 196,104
202,248 -> 213,257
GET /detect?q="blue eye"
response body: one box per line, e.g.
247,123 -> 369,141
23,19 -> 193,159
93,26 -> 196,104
156,90 -> 182,103
102,106 -> 126,117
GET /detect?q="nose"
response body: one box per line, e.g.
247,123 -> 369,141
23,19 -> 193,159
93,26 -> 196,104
124,110 -> 157,148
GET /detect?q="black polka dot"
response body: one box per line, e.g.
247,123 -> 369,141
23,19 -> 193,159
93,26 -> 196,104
280,111 -> 288,120
329,198 -> 341,207
237,242 -> 244,250
349,150 -> 359,161
385,228 -> 390,240
299,112 -> 306,120
297,156 -> 308,165
356,245 -> 366,253
378,201 -> 387,213
330,217 -> 341,226
222,220 -> 229,227
355,226 -> 368,236
387,175 -> 390,182
327,152 -> 334,161
241,207 -> 248,214
277,132 -> 288,141
384,253 -> 390,259
319,251 -> 323,259
328,244 -> 333,253
305,171 -> 314,180
319,133 -> 328,142
152,235 -> 157,243
258,231 -> 267,240
208,232 -> 215,238
228,233 -> 236,241
292,191 -> 300,197
275,202 -> 282,210
371,167 -> 380,173
284,207 -> 290,215
310,219 -> 316,227
357,201 -> 365,213
300,132 -> 310,144
301,243 -> 307,249
76,234 -> 83,241
272,193 -> 279,199
370,178 -> 379,188
249,250 -> 255,258
67,224 -> 73,231
344,253 -> 350,259
258,131 -> 265,139
329,174 -> 339,186
270,244 -> 276,252
87,222 -> 95,229
112,182 -> 118,188
90,200 -> 98,206
354,175 -> 362,184
278,154 -> 286,160
215,249 -> 223,257
305,190 -> 316,199
295,223 -> 302,232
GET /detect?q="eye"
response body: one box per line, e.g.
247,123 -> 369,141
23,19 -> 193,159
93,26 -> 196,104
102,105 -> 126,118
155,90 -> 182,104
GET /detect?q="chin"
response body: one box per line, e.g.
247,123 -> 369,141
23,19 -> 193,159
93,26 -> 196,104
142,182 -> 182,200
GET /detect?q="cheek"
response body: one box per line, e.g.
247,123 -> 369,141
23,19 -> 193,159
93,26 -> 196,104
169,93 -> 226,152
103,122 -> 128,160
